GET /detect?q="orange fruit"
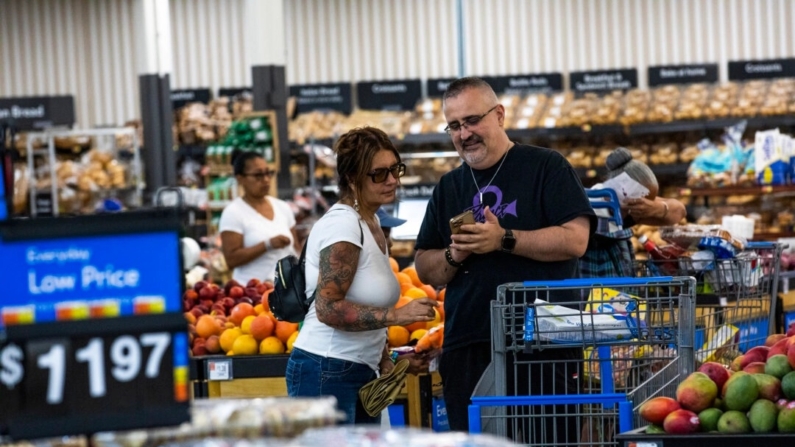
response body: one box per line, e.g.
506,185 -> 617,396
229,303 -> 256,326
196,315 -> 220,339
410,328 -> 428,342
259,336 -> 286,354
427,308 -> 442,329
232,334 -> 258,355
205,335 -> 221,354
420,285 -> 437,300
404,287 -> 428,299
437,303 -> 445,322
405,321 -> 427,333
249,314 -> 275,341
184,312 -> 197,325
395,272 -> 413,285
275,321 -> 299,343
387,326 -> 410,347
261,289 -> 272,310
286,331 -> 299,352
400,282 -> 414,295
219,327 -> 243,353
254,304 -> 265,315
401,266 -> 422,287
438,288 -> 445,301
389,257 -> 399,273
240,315 -> 257,334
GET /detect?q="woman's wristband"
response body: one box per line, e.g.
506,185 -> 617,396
660,201 -> 669,219
445,246 -> 464,268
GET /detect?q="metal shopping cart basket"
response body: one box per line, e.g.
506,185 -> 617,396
469,276 -> 696,447
636,241 -> 784,366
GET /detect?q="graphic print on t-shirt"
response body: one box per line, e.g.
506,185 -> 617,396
464,185 -> 518,222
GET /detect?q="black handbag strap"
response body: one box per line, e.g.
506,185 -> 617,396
300,207 -> 364,267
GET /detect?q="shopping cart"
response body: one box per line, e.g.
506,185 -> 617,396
636,241 -> 784,365
469,276 -> 696,447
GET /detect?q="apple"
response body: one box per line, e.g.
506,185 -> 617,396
189,307 -> 205,319
224,279 -> 242,296
182,300 -> 192,312
245,287 -> 260,299
229,286 -> 245,299
193,280 -> 208,293
199,286 -> 216,301
200,299 -> 215,309
196,304 -> 211,314
238,297 -> 254,305
222,297 -> 236,310
192,345 -> 208,356
247,278 -> 261,288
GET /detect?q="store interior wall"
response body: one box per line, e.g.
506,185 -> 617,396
3,0 -> 795,129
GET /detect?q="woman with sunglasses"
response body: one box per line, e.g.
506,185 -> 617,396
287,126 -> 439,425
219,151 -> 299,285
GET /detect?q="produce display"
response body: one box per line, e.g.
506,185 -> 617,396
638,323 -> 795,434
387,262 -> 445,353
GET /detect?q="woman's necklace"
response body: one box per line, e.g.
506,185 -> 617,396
470,150 -> 509,203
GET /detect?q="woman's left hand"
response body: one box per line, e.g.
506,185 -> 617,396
624,197 -> 663,221
379,356 -> 395,376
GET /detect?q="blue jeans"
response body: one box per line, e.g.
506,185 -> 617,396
286,347 -> 379,425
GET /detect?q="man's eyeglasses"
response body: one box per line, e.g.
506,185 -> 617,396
242,170 -> 274,180
444,105 -> 498,134
367,163 -> 406,183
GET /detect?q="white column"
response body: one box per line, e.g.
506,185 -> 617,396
244,0 -> 285,66
135,0 -> 173,76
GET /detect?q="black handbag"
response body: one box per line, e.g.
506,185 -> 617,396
270,213 -> 363,322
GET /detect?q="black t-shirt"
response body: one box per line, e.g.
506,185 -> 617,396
415,144 -> 596,352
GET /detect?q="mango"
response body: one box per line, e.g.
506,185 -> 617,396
676,372 -> 718,413
663,409 -> 700,434
782,371 -> 795,400
645,424 -> 665,434
748,399 -> 778,433
723,374 -> 759,411
753,373 -> 782,402
698,407 -> 723,432
717,410 -> 751,433
722,371 -> 749,398
765,354 -> 793,379
742,361 -> 766,374
778,402 -> 795,433
639,396 -> 680,425
697,362 -> 731,391
767,337 -> 790,359
765,333 -> 787,347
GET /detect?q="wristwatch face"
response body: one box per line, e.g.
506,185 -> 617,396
501,229 -> 516,252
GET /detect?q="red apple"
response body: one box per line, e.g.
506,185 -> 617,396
193,280 -> 208,293
246,278 -> 261,288
262,280 -> 274,291
222,297 -> 236,310
192,345 -> 208,356
256,283 -> 268,295
182,300 -> 192,312
229,286 -> 245,299
224,279 -> 242,295
189,307 -> 204,319
196,304 -> 210,314
200,299 -> 214,309
238,297 -> 254,305
199,286 -> 215,300
245,287 -> 260,299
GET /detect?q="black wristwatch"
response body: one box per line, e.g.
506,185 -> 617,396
501,228 -> 516,253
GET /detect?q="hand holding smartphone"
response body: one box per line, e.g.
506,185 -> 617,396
449,210 -> 475,234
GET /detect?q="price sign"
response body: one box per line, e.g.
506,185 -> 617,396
0,314 -> 189,440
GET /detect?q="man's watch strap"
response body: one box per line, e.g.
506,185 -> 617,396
501,228 -> 516,253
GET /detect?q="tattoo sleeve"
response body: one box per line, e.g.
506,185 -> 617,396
314,242 -> 391,331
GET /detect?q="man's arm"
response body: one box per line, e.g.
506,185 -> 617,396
415,247 -> 466,287
451,207 -> 591,262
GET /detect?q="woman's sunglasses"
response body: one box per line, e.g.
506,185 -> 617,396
366,163 -> 406,183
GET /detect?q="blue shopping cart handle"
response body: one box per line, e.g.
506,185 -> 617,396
522,276 -> 674,288
746,241 -> 776,249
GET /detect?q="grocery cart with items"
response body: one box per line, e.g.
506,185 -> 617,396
635,225 -> 784,367
468,276 -> 696,446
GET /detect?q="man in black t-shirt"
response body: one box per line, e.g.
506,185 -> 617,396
414,77 -> 596,438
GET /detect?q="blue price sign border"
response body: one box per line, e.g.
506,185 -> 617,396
0,313 -> 190,440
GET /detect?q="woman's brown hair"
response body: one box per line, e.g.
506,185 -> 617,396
333,126 -> 400,203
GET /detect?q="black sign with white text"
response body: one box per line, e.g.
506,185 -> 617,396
357,79 -> 422,111
288,83 -> 352,114
398,183 -> 437,199
0,96 -> 75,130
426,78 -> 456,97
170,89 -> 211,109
728,58 -> 795,80
569,69 -> 638,94
648,64 -> 719,86
483,73 -> 564,95
218,87 -> 252,98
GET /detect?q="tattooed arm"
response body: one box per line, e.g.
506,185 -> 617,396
314,241 -> 438,332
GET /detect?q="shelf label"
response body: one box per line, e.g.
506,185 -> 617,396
356,79 -> 422,111
397,183 -> 437,199
483,73 -> 564,95
207,358 -> 233,381
426,78 -> 456,97
648,63 -> 719,86
0,96 -> 75,131
728,58 -> 795,80
0,231 -> 182,328
569,69 -> 638,95
0,314 -> 189,439
218,87 -> 252,98
289,82 -> 352,115
171,89 -> 211,109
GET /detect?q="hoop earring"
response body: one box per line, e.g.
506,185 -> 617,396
353,199 -> 359,212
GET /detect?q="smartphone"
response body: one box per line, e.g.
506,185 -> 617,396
449,210 -> 475,234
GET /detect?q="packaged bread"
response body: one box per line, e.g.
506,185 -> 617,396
560,94 -> 598,127
510,93 -> 547,129
731,80 -> 768,117
704,82 -> 739,119
592,91 -> 624,125
674,83 -> 710,120
620,89 -> 650,125
649,142 -> 678,165
566,145 -> 594,168
538,92 -> 573,128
